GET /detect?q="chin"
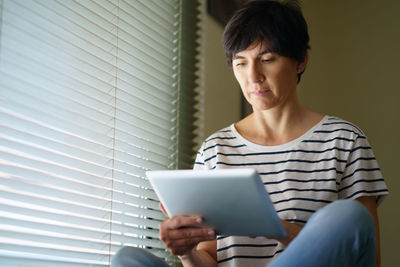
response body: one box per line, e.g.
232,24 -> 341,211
251,102 -> 276,112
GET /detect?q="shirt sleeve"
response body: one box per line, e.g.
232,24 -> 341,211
193,142 -> 206,170
338,134 -> 389,205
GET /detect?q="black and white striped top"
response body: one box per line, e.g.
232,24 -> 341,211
193,116 -> 388,267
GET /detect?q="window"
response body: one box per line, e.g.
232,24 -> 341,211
0,0 -> 204,266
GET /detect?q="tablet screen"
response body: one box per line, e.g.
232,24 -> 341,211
147,168 -> 286,237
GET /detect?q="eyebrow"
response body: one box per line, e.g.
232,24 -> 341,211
232,49 -> 273,60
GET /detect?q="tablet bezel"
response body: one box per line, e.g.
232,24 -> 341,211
147,168 -> 286,237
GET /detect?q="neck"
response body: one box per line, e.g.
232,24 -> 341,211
236,99 -> 323,146
254,104 -> 306,144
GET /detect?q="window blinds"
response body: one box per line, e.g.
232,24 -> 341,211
0,0 -> 203,266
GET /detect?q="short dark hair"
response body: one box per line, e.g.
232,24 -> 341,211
223,0 -> 310,67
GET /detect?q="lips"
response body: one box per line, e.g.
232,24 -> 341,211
252,89 -> 271,96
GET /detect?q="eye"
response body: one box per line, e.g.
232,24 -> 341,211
234,62 -> 246,67
261,58 -> 273,63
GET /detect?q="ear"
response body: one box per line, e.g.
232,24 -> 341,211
297,52 -> 309,74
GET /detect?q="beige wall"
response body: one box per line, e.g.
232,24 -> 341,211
203,15 -> 242,138
300,1 -> 399,266
204,1 -> 399,266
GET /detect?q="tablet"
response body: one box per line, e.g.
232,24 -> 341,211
146,168 -> 286,237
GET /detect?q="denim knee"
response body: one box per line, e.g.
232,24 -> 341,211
307,199 -> 375,234
270,199 -> 376,267
111,246 -> 169,267
306,199 -> 376,264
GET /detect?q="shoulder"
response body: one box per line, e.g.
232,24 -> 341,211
196,124 -> 246,156
198,125 -> 244,155
301,116 -> 370,152
194,125 -> 241,169
203,125 -> 237,144
316,116 -> 367,140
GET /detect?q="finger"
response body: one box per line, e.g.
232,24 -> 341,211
169,246 -> 195,256
159,202 -> 169,217
173,234 -> 215,247
167,227 -> 215,241
160,216 -> 203,231
164,235 -> 214,251
164,235 -> 216,256
170,241 -> 216,256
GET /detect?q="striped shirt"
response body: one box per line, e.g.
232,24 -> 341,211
193,116 -> 388,267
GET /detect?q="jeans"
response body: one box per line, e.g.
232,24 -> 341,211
111,199 -> 376,267
111,246 -> 170,267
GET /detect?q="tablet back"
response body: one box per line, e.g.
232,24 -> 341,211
147,168 -> 286,237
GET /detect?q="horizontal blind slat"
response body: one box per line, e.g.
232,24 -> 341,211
116,85 -> 175,115
114,130 -> 172,157
2,24 -> 116,80
137,0 -> 177,18
0,102 -> 114,146
113,15 -> 174,55
0,119 -> 112,158
1,48 -> 116,97
0,237 -> 110,261
2,78 -> 115,129
0,212 -> 162,241
0,0 -> 193,264
121,0 -> 176,30
115,99 -> 174,131
0,250 -> 107,266
9,0 -> 117,64
118,1 -> 175,40
0,194 -> 161,235
117,38 -> 174,76
1,160 -> 158,201
0,64 -> 115,115
1,138 -> 114,178
114,139 -> 171,167
0,139 -> 167,187
117,67 -> 175,99
117,58 -> 174,93
116,30 -> 175,72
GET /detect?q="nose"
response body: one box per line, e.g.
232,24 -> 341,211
248,63 -> 265,83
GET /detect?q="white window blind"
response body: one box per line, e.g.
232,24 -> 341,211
0,0 -> 204,266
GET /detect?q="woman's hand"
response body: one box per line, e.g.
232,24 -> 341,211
158,203 -> 216,256
274,220 -> 302,246
249,220 -> 302,246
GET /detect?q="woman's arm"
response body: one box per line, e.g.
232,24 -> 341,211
158,203 -> 218,266
159,216 -> 217,266
179,240 -> 217,267
357,195 -> 381,267
274,220 -> 303,246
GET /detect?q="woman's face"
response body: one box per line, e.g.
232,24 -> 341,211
232,42 -> 304,112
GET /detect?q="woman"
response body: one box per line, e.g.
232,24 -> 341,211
112,0 -> 388,266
